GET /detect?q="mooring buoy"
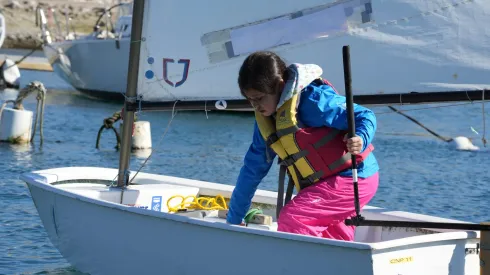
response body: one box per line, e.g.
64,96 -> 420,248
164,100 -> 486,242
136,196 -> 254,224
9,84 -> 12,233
449,136 -> 479,151
0,106 -> 33,143
132,121 -> 152,150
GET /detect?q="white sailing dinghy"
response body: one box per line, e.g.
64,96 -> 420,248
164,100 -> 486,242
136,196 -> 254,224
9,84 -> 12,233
21,0 -> 490,274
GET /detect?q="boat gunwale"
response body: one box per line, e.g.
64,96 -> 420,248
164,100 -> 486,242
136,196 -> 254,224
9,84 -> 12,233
20,166 -> 479,252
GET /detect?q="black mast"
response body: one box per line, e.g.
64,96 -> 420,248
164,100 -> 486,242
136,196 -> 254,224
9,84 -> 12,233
117,0 -> 145,187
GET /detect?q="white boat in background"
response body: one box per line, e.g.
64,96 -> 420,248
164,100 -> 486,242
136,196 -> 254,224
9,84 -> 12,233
21,0 -> 490,274
36,0 -> 490,105
36,2 -> 133,100
0,12 -> 6,49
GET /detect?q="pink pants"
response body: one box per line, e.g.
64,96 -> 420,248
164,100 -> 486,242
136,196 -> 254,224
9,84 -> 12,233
277,172 -> 379,241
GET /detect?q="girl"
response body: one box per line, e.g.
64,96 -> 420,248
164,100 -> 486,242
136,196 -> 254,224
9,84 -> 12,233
226,51 -> 379,241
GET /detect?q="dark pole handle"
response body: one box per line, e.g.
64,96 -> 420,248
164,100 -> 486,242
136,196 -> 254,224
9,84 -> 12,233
343,46 -> 356,149
342,45 -> 362,221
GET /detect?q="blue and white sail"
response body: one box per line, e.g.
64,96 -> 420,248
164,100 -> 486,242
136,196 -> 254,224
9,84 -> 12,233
136,0 -> 490,103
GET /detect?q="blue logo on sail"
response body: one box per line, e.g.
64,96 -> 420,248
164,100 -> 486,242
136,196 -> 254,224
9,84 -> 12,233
151,196 -> 162,212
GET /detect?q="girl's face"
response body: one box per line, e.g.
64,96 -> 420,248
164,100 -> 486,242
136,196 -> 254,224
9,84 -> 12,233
243,80 -> 284,117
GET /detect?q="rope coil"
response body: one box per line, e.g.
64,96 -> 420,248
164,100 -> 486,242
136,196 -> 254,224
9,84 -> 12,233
95,111 -> 122,149
95,110 -> 138,150
166,195 -> 228,213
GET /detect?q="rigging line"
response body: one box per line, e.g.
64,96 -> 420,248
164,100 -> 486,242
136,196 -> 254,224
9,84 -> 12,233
375,102 -> 490,115
377,132 -> 438,137
482,90 -> 487,147
128,100 -> 179,184
108,100 -> 179,186
387,106 -> 450,142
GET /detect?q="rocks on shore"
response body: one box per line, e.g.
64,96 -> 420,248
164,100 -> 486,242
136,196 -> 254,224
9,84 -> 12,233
3,32 -> 43,49
1,0 -> 125,49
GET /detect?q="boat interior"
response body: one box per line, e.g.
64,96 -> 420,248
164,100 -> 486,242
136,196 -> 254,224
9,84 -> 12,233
55,179 -> 477,244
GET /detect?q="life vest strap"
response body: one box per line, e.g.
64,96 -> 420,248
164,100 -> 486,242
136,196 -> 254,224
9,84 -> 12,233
279,150 -> 309,166
298,170 -> 325,190
328,152 -> 353,172
278,129 -> 341,167
276,125 -> 300,138
266,133 -> 279,147
295,145 -> 374,190
313,129 -> 341,149
327,144 -> 374,172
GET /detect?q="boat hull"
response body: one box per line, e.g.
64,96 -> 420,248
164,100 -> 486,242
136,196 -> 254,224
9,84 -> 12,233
25,174 -> 372,274
43,38 -> 130,101
21,167 -> 480,275
42,39 -> 254,111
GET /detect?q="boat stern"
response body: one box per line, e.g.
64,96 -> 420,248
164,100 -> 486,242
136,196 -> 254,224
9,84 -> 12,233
356,210 -> 481,275
371,236 -> 479,274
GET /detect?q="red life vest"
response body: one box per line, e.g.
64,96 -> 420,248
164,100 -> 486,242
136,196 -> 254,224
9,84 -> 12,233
255,78 -> 374,191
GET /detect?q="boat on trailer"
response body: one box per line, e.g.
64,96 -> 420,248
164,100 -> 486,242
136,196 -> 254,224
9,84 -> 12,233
21,0 -> 489,274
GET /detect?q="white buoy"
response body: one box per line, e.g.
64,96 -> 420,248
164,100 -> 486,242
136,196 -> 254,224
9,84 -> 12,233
1,58 -> 21,88
118,120 -> 152,150
449,136 -> 479,151
0,107 -> 33,143
132,148 -> 152,159
131,121 -> 152,150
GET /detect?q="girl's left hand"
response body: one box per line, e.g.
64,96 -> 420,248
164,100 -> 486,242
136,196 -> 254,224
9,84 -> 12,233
343,134 -> 363,155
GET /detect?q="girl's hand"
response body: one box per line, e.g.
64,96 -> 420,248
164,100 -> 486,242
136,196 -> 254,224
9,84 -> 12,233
343,134 -> 363,155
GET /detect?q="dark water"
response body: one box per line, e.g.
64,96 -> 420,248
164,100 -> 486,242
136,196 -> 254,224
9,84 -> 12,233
0,70 -> 489,275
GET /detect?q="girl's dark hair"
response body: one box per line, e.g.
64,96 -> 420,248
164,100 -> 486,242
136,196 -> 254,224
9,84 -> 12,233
238,51 -> 288,97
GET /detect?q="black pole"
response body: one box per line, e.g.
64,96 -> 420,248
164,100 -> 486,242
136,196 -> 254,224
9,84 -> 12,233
345,219 -> 490,231
342,45 -> 363,224
116,0 -> 145,187
276,165 -> 286,219
339,46 -> 490,232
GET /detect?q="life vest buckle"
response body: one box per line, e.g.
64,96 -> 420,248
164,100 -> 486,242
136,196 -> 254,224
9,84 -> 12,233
266,133 -> 279,147
279,150 -> 309,167
298,170 -> 325,190
279,157 -> 295,167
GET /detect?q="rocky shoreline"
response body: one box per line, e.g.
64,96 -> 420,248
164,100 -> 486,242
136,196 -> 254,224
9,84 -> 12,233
1,0 -> 125,49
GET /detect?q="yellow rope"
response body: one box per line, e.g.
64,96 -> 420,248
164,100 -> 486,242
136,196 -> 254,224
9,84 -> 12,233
166,195 -> 228,213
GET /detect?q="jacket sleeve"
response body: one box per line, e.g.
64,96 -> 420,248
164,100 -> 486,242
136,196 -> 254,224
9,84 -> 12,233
298,84 -> 377,152
226,121 -> 276,224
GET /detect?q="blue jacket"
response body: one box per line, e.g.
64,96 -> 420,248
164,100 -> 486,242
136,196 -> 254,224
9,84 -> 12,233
226,80 -> 379,224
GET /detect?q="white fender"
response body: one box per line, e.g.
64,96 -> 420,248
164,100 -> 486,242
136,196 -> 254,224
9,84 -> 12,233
1,58 -> 21,87
0,107 -> 33,143
132,121 -> 152,149
119,121 -> 153,150
132,148 -> 152,159
450,136 -> 479,151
